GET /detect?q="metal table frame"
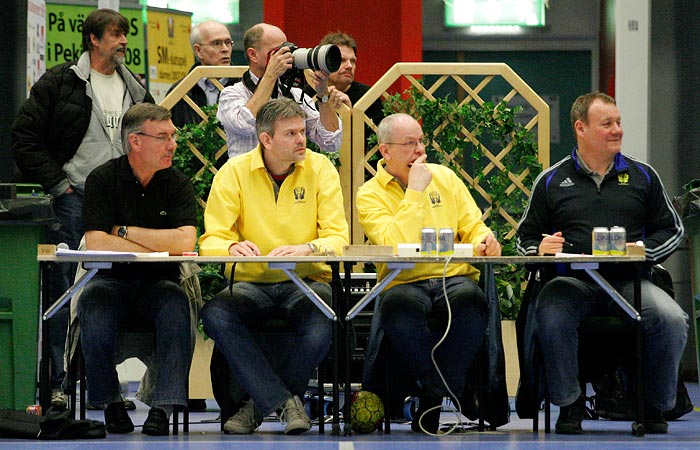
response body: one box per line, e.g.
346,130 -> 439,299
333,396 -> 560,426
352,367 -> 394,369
38,252 -> 644,436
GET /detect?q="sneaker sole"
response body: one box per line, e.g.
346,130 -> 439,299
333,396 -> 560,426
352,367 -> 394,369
284,425 -> 311,435
284,421 -> 311,435
223,423 -> 256,434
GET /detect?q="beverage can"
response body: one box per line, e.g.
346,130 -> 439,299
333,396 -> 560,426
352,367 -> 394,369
592,227 -> 610,255
609,226 -> 627,255
420,228 -> 437,255
438,228 -> 454,255
26,404 -> 42,415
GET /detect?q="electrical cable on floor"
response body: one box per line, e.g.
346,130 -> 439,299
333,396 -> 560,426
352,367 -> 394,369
415,254 -> 465,436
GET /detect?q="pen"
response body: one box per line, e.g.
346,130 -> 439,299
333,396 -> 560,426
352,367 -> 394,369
542,233 -> 575,247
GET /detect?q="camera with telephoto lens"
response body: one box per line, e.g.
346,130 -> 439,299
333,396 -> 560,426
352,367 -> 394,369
271,42 -> 341,88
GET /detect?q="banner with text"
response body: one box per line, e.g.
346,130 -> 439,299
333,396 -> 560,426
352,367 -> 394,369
46,4 -> 146,76
146,9 -> 193,101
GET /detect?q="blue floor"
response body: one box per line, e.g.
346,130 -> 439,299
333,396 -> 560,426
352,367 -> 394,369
2,383 -> 699,449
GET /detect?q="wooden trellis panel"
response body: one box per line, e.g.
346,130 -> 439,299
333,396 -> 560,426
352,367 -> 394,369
159,66 -> 352,220
160,63 -> 549,245
351,63 -> 550,244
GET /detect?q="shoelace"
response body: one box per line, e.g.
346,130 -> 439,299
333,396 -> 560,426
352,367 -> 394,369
280,399 -> 304,424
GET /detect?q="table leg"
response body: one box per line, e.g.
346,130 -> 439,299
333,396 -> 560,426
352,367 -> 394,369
39,261 -> 52,413
343,263 -> 354,436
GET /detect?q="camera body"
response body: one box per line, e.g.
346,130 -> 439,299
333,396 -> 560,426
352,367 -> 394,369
270,42 -> 341,88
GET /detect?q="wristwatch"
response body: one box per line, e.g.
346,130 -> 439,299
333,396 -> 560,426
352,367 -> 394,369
319,94 -> 329,103
118,225 -> 128,239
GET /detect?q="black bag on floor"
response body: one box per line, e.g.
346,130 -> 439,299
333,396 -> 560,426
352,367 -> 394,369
0,408 -> 106,439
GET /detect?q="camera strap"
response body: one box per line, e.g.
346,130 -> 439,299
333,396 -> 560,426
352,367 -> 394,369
243,70 -> 297,101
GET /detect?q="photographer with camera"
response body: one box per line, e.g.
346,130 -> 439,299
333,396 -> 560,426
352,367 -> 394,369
218,23 -> 343,158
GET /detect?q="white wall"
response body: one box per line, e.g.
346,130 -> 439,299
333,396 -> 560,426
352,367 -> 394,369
615,0 -> 650,162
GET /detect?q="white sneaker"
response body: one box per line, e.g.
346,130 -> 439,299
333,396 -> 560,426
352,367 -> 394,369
280,395 -> 311,435
51,389 -> 68,408
224,401 -> 260,434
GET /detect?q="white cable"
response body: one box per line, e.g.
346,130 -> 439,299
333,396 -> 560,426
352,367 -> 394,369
415,254 -> 465,436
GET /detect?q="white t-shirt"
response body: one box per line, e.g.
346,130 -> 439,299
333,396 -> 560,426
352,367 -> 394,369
90,69 -> 126,142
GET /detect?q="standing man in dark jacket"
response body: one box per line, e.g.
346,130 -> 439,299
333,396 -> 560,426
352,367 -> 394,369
166,20 -> 239,128
11,8 -> 153,408
303,31 -> 383,127
516,92 -> 688,435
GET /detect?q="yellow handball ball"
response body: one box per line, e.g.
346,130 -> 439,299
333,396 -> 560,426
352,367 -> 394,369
349,390 -> 385,433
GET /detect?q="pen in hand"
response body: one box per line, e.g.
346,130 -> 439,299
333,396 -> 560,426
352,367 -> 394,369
541,233 -> 575,247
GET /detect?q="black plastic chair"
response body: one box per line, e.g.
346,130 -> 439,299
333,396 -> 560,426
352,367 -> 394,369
379,323 -> 490,434
210,316 -> 327,434
532,314 -> 641,434
66,318 -> 189,434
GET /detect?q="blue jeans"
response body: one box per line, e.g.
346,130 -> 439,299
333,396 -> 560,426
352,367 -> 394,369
77,275 -> 192,407
379,276 -> 488,398
536,276 -> 688,410
201,280 -> 333,416
48,190 -> 84,389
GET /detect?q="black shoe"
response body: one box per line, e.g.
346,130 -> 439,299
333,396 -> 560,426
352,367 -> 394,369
555,396 -> 586,435
642,403 -> 668,434
87,398 -> 136,410
411,391 -> 442,434
104,401 -> 134,434
142,407 -> 170,436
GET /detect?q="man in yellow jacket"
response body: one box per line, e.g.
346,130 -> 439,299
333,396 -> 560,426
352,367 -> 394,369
199,98 -> 349,435
357,113 -> 501,434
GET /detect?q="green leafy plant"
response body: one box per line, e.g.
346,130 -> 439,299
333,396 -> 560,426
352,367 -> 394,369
173,105 -> 227,302
381,85 -> 543,319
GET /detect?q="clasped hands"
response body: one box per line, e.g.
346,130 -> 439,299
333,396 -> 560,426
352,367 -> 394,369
228,240 -> 314,257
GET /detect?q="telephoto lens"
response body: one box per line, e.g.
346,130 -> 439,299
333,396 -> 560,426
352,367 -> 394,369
292,44 -> 341,73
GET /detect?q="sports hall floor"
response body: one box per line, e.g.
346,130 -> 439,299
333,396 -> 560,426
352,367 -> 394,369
2,383 -> 699,449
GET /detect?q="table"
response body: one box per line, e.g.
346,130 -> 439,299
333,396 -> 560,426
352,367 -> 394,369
37,252 -> 348,433
334,254 -> 646,435
38,251 -> 645,435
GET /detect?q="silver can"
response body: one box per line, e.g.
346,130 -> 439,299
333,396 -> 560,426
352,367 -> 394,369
438,228 -> 455,255
592,227 -> 610,255
609,226 -> 627,255
420,228 -> 437,255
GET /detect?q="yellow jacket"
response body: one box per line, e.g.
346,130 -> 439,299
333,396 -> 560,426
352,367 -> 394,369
199,145 -> 349,283
357,159 -> 493,289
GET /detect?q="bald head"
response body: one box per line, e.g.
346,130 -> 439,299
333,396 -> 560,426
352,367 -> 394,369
243,23 -> 288,76
192,20 -> 232,66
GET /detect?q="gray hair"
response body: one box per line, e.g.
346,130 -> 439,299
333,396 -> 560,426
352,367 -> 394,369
256,98 -> 306,142
190,19 -> 226,49
376,113 -> 415,144
121,103 -> 172,154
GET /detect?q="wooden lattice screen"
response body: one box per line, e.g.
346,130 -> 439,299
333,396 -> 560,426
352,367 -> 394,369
159,63 -> 549,244
159,65 -> 352,221
351,63 -> 550,244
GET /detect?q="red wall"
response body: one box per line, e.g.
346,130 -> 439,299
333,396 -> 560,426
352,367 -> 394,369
600,0 -> 616,97
263,0 -> 422,87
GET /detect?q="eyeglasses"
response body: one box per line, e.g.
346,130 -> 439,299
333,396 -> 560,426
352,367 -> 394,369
200,39 -> 233,49
136,132 -> 179,143
384,136 -> 431,149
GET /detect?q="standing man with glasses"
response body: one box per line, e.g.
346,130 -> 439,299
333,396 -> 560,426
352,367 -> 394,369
78,103 -> 197,436
356,113 -> 501,434
11,8 -> 153,409
167,20 -> 240,128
